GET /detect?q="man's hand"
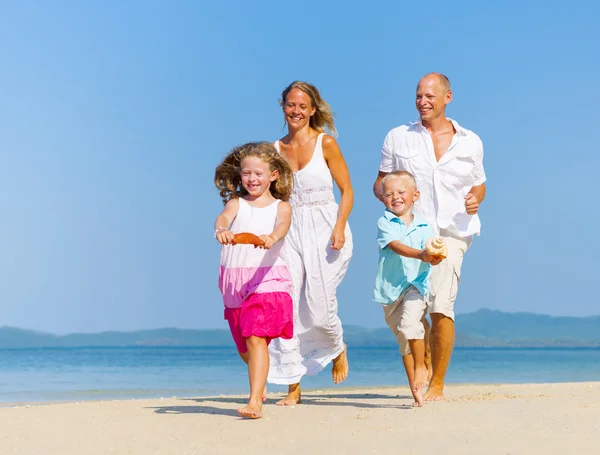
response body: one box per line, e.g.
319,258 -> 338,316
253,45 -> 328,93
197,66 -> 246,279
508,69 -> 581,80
465,192 -> 480,215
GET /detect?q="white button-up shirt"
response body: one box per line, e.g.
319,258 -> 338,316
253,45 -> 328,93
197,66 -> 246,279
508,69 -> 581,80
379,118 -> 486,238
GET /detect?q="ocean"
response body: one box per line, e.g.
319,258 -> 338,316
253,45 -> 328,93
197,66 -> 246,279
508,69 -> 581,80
1,346 -> 600,404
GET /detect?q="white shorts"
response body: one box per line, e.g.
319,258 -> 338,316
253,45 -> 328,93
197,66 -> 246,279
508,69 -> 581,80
382,287 -> 428,356
428,230 -> 470,321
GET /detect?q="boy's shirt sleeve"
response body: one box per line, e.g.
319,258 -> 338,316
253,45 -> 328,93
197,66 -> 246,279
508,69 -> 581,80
376,217 -> 397,250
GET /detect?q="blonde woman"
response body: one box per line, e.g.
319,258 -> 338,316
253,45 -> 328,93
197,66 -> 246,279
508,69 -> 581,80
268,81 -> 354,405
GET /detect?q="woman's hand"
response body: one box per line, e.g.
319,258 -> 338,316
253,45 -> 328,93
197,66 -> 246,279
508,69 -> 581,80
330,224 -> 346,250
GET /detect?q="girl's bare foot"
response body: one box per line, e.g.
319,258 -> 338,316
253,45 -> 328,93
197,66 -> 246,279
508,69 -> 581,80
237,402 -> 263,419
276,383 -> 301,406
332,345 -> 349,384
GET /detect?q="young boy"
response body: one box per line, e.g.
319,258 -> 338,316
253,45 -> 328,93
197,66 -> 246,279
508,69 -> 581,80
373,170 -> 441,406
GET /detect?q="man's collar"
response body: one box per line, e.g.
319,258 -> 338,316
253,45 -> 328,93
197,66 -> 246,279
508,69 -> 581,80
410,117 -> 468,137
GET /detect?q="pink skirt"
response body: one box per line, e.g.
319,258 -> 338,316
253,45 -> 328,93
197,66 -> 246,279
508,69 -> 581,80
224,292 -> 293,353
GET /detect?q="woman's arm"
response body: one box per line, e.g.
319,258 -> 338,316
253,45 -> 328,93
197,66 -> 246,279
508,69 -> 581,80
322,135 -> 354,250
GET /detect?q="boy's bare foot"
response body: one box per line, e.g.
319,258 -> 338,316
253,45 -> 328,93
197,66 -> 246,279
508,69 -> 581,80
276,383 -> 301,406
332,345 -> 349,384
423,384 -> 446,401
411,366 -> 428,407
237,402 -> 263,419
411,384 -> 424,407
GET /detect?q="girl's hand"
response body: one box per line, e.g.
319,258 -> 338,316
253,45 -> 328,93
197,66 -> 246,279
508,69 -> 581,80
259,234 -> 277,249
216,228 -> 234,245
330,224 -> 346,250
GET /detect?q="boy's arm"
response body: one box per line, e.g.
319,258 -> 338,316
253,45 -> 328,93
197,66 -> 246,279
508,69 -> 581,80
377,218 -> 434,263
261,201 -> 292,249
387,240 -> 431,261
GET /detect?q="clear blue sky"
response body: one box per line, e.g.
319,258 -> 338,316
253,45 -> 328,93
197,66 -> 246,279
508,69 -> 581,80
1,1 -> 598,334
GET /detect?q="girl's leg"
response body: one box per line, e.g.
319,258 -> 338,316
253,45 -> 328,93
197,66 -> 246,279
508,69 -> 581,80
238,351 -> 267,401
237,336 -> 269,419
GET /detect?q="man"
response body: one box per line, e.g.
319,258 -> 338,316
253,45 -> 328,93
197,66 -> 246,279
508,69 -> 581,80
373,73 -> 487,401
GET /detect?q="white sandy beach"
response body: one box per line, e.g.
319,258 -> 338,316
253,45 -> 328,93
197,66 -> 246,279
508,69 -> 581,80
1,382 -> 598,455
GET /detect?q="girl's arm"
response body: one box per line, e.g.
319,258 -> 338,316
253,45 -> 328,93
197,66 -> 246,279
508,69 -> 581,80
322,135 -> 354,250
260,201 -> 292,249
214,199 -> 239,244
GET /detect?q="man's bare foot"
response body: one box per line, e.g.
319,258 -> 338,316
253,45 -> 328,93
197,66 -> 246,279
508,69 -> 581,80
237,402 -> 263,419
276,383 -> 301,406
423,384 -> 446,402
332,345 -> 349,384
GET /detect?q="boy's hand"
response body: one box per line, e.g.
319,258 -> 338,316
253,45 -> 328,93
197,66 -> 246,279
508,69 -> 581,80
259,234 -> 277,249
419,249 -> 442,265
216,229 -> 234,245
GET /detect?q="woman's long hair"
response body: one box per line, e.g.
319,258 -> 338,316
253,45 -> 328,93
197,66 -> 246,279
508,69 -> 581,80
280,81 -> 337,137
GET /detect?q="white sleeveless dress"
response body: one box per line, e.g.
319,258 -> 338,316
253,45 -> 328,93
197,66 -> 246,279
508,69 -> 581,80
268,133 -> 353,384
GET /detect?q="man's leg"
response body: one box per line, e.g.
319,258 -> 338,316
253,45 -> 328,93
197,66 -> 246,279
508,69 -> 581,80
424,234 -> 468,401
423,312 -> 454,401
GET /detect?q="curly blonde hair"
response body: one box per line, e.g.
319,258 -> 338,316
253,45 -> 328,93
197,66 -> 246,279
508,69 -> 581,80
214,141 -> 293,205
280,81 -> 337,137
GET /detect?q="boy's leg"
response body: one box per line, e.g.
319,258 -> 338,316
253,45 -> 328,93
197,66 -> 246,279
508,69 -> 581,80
398,288 -> 428,406
422,316 -> 432,383
238,335 -> 269,419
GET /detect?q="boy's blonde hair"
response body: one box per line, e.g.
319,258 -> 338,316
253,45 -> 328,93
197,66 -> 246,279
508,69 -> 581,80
381,170 -> 417,190
214,142 -> 293,205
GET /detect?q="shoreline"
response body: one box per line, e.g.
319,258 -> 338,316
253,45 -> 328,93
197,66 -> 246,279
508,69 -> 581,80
1,382 -> 599,454
2,379 -> 599,408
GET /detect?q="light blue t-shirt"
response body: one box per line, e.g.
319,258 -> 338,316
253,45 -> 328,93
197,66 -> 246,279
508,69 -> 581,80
373,209 -> 433,305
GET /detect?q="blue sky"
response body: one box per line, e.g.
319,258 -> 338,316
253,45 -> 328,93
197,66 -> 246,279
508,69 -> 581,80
1,1 -> 597,334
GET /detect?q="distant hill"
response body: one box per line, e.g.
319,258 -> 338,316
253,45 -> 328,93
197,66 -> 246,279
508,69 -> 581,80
1,309 -> 599,348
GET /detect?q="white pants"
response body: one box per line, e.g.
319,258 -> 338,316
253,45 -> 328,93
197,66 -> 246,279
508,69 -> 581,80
428,230 -> 470,321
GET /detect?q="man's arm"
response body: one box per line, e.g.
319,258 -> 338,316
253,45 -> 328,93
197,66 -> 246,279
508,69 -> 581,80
373,171 -> 388,202
465,183 -> 486,215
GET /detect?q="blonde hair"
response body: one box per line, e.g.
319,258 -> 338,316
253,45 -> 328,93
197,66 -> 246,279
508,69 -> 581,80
214,142 -> 293,204
381,170 -> 417,190
280,81 -> 337,137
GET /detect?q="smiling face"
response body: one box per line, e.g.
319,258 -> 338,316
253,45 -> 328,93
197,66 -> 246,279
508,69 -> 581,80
283,88 -> 316,131
415,74 -> 452,123
381,175 -> 420,217
240,156 -> 278,199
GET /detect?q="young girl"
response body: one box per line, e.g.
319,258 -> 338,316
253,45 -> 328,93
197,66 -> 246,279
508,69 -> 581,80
214,141 -> 294,419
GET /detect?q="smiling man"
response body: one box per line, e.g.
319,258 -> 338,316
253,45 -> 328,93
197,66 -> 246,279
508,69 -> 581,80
372,73 -> 487,401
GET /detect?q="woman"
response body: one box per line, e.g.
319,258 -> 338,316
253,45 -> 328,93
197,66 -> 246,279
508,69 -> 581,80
267,81 -> 354,405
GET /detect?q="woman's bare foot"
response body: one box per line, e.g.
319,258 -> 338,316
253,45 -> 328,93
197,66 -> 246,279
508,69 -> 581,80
276,383 -> 301,406
237,402 -> 263,419
423,384 -> 446,402
332,345 -> 349,384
